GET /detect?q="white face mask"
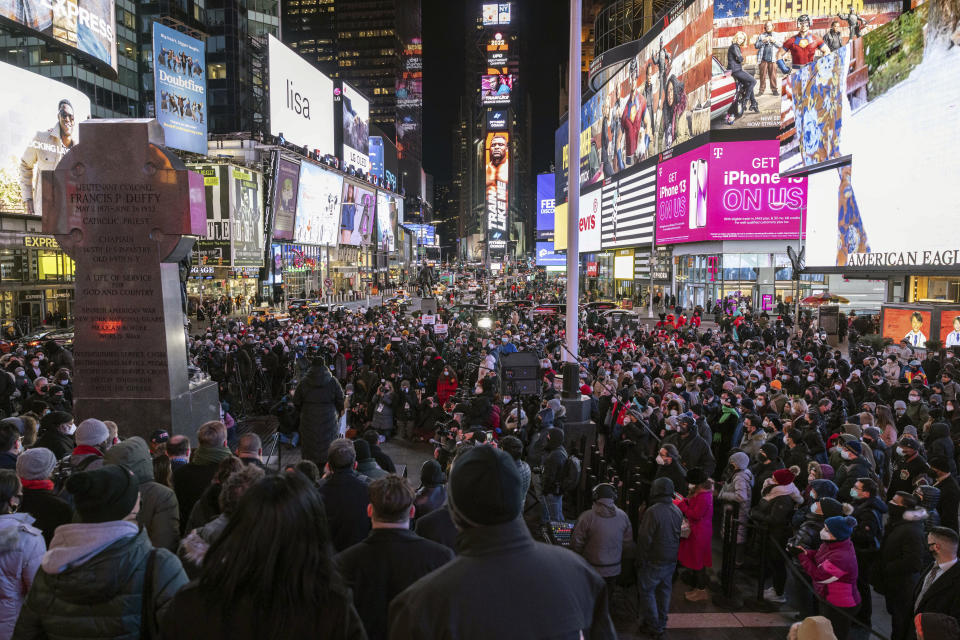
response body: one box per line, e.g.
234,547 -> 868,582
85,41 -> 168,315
670,410 -> 678,416
841,450 -> 853,460
810,503 -> 819,514
807,375 -> 815,382
655,455 -> 666,466
896,446 -> 905,456
756,399 -> 765,407
834,384 -> 842,391
819,529 -> 834,541
65,423 -> 77,436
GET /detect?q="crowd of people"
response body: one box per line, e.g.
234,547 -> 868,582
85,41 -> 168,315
0,272 -> 959,639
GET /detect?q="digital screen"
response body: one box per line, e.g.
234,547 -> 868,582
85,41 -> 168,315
271,157 -> 299,241
294,161 -> 342,246
0,61 -> 90,217
487,50 -> 509,72
376,191 -> 402,252
406,223 -> 436,246
784,6 -> 958,271
230,167 -> 264,267
486,107 -> 508,131
485,132 -> 509,249
0,0 -> 116,71
536,172 -> 555,239
656,140 -> 807,245
578,187 -> 602,254
395,37 -> 422,160
536,241 -> 564,266
940,312 -> 960,348
338,179 -> 375,246
268,35 -> 335,157
482,3 -> 511,25
191,164 -> 231,266
882,308 -> 932,349
153,23 -> 207,155
368,136 -> 384,181
614,252 -> 634,279
340,80 -> 370,172
482,74 -> 514,105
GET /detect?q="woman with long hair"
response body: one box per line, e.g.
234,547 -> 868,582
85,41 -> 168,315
724,31 -> 759,125
875,404 -> 898,447
160,473 -> 365,639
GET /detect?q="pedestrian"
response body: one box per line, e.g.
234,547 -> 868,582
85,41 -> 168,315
798,515 -> 860,639
912,526 -> 960,628
875,491 -> 930,640
413,459 -> 446,521
172,421 -> 232,534
570,482 -> 633,584
0,470 -> 45,639
541,427 -> 568,521
16,447 -> 71,546
317,439 -> 371,552
849,477 -> 886,627
719,451 -> 753,565
752,467 -> 802,604
294,353 -> 346,469
635,476 -> 683,639
678,468 -> 714,602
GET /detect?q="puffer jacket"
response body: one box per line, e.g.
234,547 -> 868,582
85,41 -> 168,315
14,524 -> 188,639
0,513 -> 45,639
103,437 -> 180,552
571,498 -> 633,577
926,422 -> 957,473
799,538 -> 860,608
719,467 -> 753,544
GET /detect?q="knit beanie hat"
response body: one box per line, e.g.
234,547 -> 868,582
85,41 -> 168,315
862,426 -> 882,441
67,466 -> 139,523
16,447 -> 57,481
594,483 -> 617,500
39,411 -> 73,433
819,497 -> 844,519
419,459 -> 446,486
448,445 -> 523,527
773,468 -> 795,486
843,440 -> 862,455
825,515 -> 856,540
686,467 -> 707,486
760,443 -> 778,460
75,418 -> 110,447
353,438 -> 373,462
0,417 -> 26,436
729,451 -> 749,470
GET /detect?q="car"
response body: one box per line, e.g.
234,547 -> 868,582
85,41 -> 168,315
710,56 -> 737,120
532,303 -> 566,316
18,328 -> 60,349
583,301 -> 619,312
286,298 -> 311,312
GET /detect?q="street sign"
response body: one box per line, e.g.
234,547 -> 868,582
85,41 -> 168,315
324,278 -> 333,288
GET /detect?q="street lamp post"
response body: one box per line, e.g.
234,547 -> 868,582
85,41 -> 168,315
562,0 -> 581,399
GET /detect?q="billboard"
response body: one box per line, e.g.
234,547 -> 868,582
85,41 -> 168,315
268,35 -> 335,157
536,241 -> 564,267
601,158 -> 657,250
536,173 -> 555,239
153,23 -> 207,155
784,5 -> 959,271
230,167 -> 264,267
554,91 -> 603,203
271,157 -> 300,241
406,223 -> 436,246
396,37 -> 422,160
656,141 -> 806,245
482,3 -> 511,25
0,61 -> 91,217
192,165 -> 231,266
482,74 -> 514,105
485,132 -> 509,247
486,107 -> 508,131
556,187 -> 603,254
0,0 -> 116,71
376,191 -> 402,252
369,136 -> 384,181
882,308 -> 932,349
341,81 -> 370,172
339,179 -> 375,246
294,161 -> 342,246
711,0 -> 900,132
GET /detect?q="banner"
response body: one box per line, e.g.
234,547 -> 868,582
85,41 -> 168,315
485,132 -> 509,254
153,23 -> 207,154
271,157 -> 300,241
341,81 -> 370,172
536,172 -> 555,240
0,0 -> 116,70
230,167 -> 264,267
192,164 -> 231,266
377,191 -> 402,252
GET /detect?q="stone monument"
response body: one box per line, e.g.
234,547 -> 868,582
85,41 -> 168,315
42,119 -> 220,441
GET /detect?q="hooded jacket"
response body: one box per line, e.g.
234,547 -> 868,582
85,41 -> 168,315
104,437 -> 180,552
571,498 -> 633,577
799,537 -> 860,608
14,524 -> 187,639
874,505 -> 929,595
927,422 -> 957,474
0,512 -> 45,639
636,477 -> 683,565
719,454 -> 753,544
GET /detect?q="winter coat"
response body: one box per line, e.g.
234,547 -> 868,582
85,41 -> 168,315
14,524 -> 188,639
33,430 -> 73,461
934,474 -> 960,535
413,505 -> 457,551
542,444 -> 567,496
636,477 -> 683,566
719,467 -> 753,544
912,561 -> 960,622
177,514 -> 228,579
677,490 -> 713,570
172,446 -> 232,535
371,391 -> 395,432
874,507 -> 929,596
19,487 -> 72,547
436,377 -> 458,405
336,528 -> 454,640
789,511 -> 829,552
294,364 -> 345,464
104,437 -> 180,552
571,498 -> 633,577
927,422 -> 957,473
413,485 -> 446,521
799,538 -> 860,608
835,454 -> 875,498
388,518 -> 616,640
739,429 -> 767,460
751,482 -> 802,544
654,460 -> 687,497
676,432 -> 716,477
0,513 -> 45,639
850,496 -> 886,554
357,458 -> 389,481
317,469 -> 372,552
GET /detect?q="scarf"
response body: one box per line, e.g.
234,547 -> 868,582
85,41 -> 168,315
71,445 -> 103,458
191,446 -> 232,466
20,478 -> 55,491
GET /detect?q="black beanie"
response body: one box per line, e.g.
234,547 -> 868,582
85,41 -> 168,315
419,459 -> 446,486
448,445 -> 523,527
353,438 -> 373,462
66,466 -> 139,523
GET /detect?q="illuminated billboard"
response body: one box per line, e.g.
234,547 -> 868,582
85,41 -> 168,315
536,173 -> 555,240
191,164 -> 231,266
377,191 -> 402,252
294,161 -> 342,246
230,167 -> 264,267
339,179 -> 375,246
268,35 -> 335,157
485,132 -> 509,250
396,37 -> 422,160
0,61 -> 91,217
482,74 -> 514,105
536,241 -> 564,267
340,81 -> 370,173
486,108 -> 508,131
783,5 -> 959,271
271,157 -> 299,241
554,187 -> 602,254
0,0 -> 116,71
153,23 -> 207,155
482,3 -> 511,25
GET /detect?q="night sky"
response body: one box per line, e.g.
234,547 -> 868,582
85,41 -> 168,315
421,0 -> 568,182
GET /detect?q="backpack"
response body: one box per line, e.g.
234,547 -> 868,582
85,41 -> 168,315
560,452 -> 582,493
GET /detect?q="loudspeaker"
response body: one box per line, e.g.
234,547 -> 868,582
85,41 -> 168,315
500,352 -> 541,396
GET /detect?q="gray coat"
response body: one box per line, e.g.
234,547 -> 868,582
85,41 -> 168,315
571,498 -> 633,577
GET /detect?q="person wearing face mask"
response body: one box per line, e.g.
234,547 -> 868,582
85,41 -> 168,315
0,469 -> 46,639
849,478 -> 886,627
737,413 -> 767,461
395,379 -> 419,441
0,421 -> 24,471
719,452 -> 753,564
875,491 -> 929,640
713,394 -> 742,471
861,426 -> 890,490
653,444 -> 687,495
751,442 -> 784,506
14,466 -> 188,639
906,390 -> 931,431
888,437 -> 929,500
788,495 -> 851,619
912,526 -> 960,631
677,468 -> 714,602
34,411 -> 75,460
797,515 -> 861,639
927,457 -> 960,536
751,468 -> 802,604
835,440 -> 875,499
672,415 -> 715,477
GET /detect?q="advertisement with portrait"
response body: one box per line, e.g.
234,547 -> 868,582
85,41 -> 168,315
339,179 -> 375,246
271,157 -> 300,241
711,0 -> 900,132
580,0 -> 712,197
376,191 -> 402,252
485,132 -> 509,247
340,81 -> 370,173
938,310 -> 960,348
554,91 -> 603,204
153,23 -> 206,154
482,73 -> 514,105
191,164 -> 231,266
396,37 -> 422,160
536,241 -> 564,267
230,167 -> 264,267
0,0 -> 116,70
536,172 -> 555,240
0,61 -> 90,217
294,161 -> 342,246
881,307 -> 932,349
268,35 -> 334,157
784,4 -> 959,271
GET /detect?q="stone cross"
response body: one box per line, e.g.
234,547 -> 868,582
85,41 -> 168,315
42,119 -> 217,440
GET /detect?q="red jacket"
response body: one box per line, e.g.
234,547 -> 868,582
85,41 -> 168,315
437,378 -> 458,405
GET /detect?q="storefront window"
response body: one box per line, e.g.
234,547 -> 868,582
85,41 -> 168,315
36,250 -> 75,281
